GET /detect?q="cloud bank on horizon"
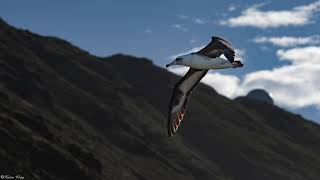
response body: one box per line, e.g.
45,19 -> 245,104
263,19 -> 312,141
220,1 -> 320,28
169,1 -> 320,111
253,35 -> 320,47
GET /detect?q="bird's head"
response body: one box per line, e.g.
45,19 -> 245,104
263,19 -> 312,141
166,54 -> 192,68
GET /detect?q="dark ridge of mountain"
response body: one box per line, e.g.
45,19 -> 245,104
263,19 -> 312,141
0,18 -> 320,180
237,89 -> 274,104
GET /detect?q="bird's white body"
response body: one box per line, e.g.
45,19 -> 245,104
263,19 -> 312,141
169,53 -> 239,70
182,54 -> 234,70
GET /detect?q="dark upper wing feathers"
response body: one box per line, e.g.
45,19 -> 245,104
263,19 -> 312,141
222,49 -> 235,63
197,36 -> 235,63
212,36 -> 233,48
214,36 -> 235,62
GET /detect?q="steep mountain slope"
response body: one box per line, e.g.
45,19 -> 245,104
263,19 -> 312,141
0,18 -> 319,180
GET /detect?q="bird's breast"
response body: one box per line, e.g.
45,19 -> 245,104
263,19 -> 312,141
184,56 -> 233,70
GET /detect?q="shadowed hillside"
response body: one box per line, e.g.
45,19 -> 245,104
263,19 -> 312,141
0,18 -> 320,180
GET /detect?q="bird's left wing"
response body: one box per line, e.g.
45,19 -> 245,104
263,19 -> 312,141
197,36 -> 235,63
168,68 -> 208,137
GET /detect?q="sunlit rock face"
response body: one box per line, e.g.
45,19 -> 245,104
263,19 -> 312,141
246,89 -> 274,104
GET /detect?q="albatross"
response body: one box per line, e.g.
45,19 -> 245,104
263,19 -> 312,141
166,36 -> 243,137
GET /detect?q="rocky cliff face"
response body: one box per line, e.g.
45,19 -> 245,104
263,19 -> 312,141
1,18 -> 320,180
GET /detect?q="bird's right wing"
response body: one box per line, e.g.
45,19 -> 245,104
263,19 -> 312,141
168,68 -> 208,137
197,36 -> 235,63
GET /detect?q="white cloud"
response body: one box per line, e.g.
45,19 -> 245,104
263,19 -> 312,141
254,35 -> 320,47
277,46 -> 320,64
241,46 -> 320,109
240,64 -> 320,108
228,5 -> 236,12
176,14 -> 209,24
177,14 -> 189,19
193,18 -> 206,24
242,50 -> 320,108
189,39 -> 196,44
202,72 -> 241,98
220,1 -> 320,28
144,29 -> 152,34
171,24 -> 188,32
168,46 -> 320,110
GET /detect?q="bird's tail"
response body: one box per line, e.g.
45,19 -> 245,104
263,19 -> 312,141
232,60 -> 244,68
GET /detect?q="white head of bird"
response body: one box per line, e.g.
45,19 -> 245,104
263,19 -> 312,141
166,54 -> 196,68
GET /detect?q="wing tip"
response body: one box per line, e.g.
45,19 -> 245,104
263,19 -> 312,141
212,36 -> 232,46
211,36 -> 223,41
211,36 -> 218,42
167,126 -> 175,138
167,117 -> 174,138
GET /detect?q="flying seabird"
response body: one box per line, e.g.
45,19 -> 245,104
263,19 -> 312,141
166,36 -> 243,137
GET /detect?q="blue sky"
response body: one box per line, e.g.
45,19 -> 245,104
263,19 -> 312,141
1,0 -> 320,122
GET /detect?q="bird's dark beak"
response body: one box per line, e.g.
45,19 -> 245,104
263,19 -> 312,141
166,57 -> 182,68
175,57 -> 182,61
166,61 -> 176,68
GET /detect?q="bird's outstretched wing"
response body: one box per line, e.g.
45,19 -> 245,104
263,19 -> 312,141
197,36 -> 235,63
168,68 -> 208,137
